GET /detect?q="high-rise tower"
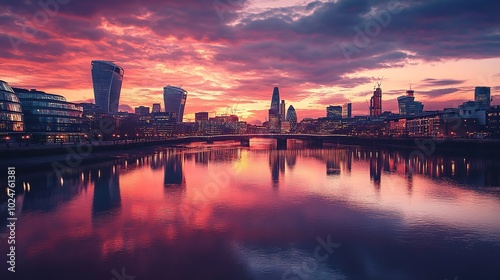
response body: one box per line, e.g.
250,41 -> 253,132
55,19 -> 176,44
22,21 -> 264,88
269,87 -> 281,133
370,85 -> 382,118
270,87 -> 280,111
475,86 -> 491,109
397,87 -> 423,116
163,85 -> 188,122
91,60 -> 124,113
280,100 -> 286,120
285,105 -> 297,131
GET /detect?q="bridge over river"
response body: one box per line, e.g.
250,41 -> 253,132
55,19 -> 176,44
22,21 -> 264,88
164,134 -> 350,149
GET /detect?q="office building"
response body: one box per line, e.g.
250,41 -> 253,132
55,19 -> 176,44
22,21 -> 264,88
327,105 -> 342,120
270,87 -> 280,112
397,88 -> 424,116
0,80 -> 24,133
342,103 -> 352,118
91,60 -> 124,113
475,86 -> 491,109
13,87 -> 85,143
163,85 -> 188,122
152,103 -> 161,113
135,106 -> 150,116
280,100 -> 286,120
195,112 -> 209,122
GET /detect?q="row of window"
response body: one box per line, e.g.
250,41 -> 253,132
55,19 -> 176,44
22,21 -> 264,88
25,109 -> 83,117
0,112 -> 23,122
24,115 -> 83,124
0,102 -> 23,112
15,92 -> 66,102
0,82 -> 15,93
20,100 -> 83,111
25,123 -> 84,132
0,91 -> 21,103
0,122 -> 23,132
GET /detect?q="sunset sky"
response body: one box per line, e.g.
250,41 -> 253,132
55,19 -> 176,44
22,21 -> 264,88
1,0 -> 499,123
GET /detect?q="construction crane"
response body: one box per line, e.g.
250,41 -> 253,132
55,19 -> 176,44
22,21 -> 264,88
374,76 -> 384,90
230,99 -> 240,115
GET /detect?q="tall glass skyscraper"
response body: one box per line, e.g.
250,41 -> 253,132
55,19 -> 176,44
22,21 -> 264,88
163,85 -> 188,122
286,105 -> 297,131
91,60 -> 124,113
270,87 -> 280,112
269,87 -> 281,133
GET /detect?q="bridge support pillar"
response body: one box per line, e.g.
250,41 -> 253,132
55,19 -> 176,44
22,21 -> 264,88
240,138 -> 250,147
277,138 -> 287,150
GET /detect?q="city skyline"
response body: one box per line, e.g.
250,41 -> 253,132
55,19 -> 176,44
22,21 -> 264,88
0,0 -> 499,124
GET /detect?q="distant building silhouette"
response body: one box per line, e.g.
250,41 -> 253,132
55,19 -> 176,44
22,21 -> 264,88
342,103 -> 352,118
370,86 -> 382,117
152,103 -> 162,113
280,100 -> 286,120
269,87 -> 281,133
195,112 -> 209,122
475,86 -> 491,109
270,87 -> 280,112
135,106 -> 150,116
397,88 -> 423,116
286,105 -> 297,131
91,60 -> 124,113
163,85 -> 188,122
327,105 -> 342,119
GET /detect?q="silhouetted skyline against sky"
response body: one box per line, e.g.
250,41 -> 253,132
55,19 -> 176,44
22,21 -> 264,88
1,0 -> 499,123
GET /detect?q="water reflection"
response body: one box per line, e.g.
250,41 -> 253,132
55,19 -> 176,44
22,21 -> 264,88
92,165 -> 121,216
164,150 -> 185,187
1,143 -> 500,280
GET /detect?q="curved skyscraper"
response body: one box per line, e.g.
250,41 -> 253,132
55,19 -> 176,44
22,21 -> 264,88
91,60 -> 124,113
163,85 -> 188,122
286,105 -> 297,131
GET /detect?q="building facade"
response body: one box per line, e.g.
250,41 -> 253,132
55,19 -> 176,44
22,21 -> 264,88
397,88 -> 423,116
286,105 -> 297,131
13,88 -> 85,143
327,105 -> 342,119
152,103 -> 162,113
135,106 -> 150,116
0,80 -> 24,134
342,103 -> 352,118
475,86 -> 491,109
163,85 -> 188,123
91,60 -> 124,113
269,87 -> 281,133
370,86 -> 382,117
